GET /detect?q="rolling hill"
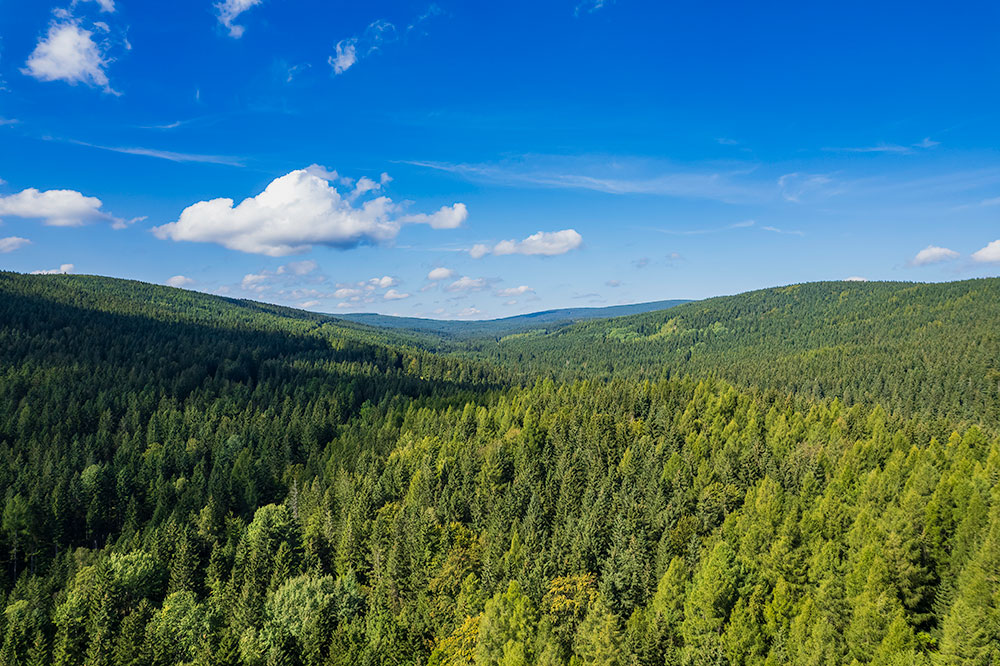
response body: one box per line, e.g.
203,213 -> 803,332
334,299 -> 691,339
471,279 -> 1000,425
0,272 -> 997,665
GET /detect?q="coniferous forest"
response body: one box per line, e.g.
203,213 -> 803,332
0,271 -> 999,666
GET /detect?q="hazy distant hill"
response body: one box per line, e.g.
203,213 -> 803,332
335,299 -> 691,339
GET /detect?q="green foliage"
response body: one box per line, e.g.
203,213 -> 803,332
0,273 -> 997,665
471,279 -> 1000,426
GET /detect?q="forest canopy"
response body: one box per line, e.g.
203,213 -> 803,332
0,272 -> 997,666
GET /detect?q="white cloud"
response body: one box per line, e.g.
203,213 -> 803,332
368,276 -> 397,289
299,300 -> 321,308
777,173 -> 834,202
911,245 -> 959,266
761,225 -> 805,236
75,0 -> 116,12
216,0 -> 263,38
166,275 -> 195,288
843,276 -> 868,282
405,157 -> 769,204
384,289 -> 410,300
399,204 -> 468,229
0,188 -> 121,227
972,240 -> 1000,263
68,140 -> 245,167
278,260 -> 317,275
427,267 -> 454,280
457,307 -> 482,318
824,138 -> 939,155
648,220 -> 755,236
605,279 -> 621,287
23,22 -> 114,93
447,276 -> 488,292
329,19 -> 402,75
0,237 -> 31,253
472,229 -> 583,258
241,272 -> 269,291
333,287 -> 361,299
31,263 -> 74,275
575,0 -> 611,15
497,285 -> 534,297
152,167 -> 468,256
329,39 -> 357,74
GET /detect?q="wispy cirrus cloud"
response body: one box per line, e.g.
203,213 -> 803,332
330,6 -> 442,75
823,137 -> 939,155
642,220 -> 755,236
65,139 -> 245,166
575,0 -> 613,16
404,156 -> 769,204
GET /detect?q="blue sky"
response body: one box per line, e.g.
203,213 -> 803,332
1,0 -> 999,318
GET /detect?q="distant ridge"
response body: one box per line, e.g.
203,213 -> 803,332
334,299 -> 691,338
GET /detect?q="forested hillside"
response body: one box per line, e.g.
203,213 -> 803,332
337,300 -> 690,340
0,273 -> 997,666
471,279 -> 1000,427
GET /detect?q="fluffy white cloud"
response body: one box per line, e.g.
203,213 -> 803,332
0,237 -> 31,253
31,263 -> 74,275
329,39 -> 357,74
166,275 -> 195,288
153,168 -> 467,256
368,276 -> 397,289
972,240 -> 1000,263
911,245 -> 959,266
299,300 -> 321,308
427,267 -> 454,281
23,22 -> 113,92
497,285 -> 534,297
843,276 -> 867,282
333,287 -> 361,299
241,272 -> 270,291
446,276 -> 488,292
384,289 -> 410,300
469,244 -> 490,259
216,0 -> 263,38
471,229 -> 583,258
0,188 -> 119,227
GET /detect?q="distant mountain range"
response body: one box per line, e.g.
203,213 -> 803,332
333,299 -> 692,338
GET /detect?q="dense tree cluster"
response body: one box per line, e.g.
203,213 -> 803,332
470,279 -> 1000,427
0,273 -> 997,665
